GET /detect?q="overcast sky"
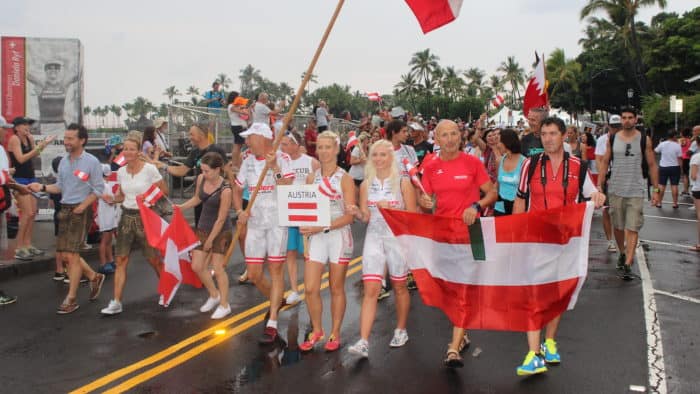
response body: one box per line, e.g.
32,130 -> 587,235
2,0 -> 695,109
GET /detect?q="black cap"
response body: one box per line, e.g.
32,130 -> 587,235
12,117 -> 35,127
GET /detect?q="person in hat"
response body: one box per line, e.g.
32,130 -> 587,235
226,91 -> 250,168
153,118 -> 172,158
233,122 -> 295,344
7,117 -> 56,260
108,134 -> 124,172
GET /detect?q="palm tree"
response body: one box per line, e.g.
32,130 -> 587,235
441,66 -> 465,100
82,106 -> 91,126
216,73 -> 232,90
580,0 -> 667,95
498,56 -> 526,107
301,71 -> 318,94
394,72 -> 421,110
464,68 -> 485,97
239,65 -> 261,97
163,86 -> 181,104
545,48 -> 582,99
409,49 -> 440,96
110,105 -> 122,128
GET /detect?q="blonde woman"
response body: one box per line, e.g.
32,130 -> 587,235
299,131 -> 356,352
100,135 -> 168,315
347,140 -> 417,358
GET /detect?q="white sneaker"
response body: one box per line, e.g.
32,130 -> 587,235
285,291 -> 302,305
348,339 -> 369,358
199,295 -> 220,313
689,205 -> 696,211
607,240 -> 617,252
101,300 -> 123,315
211,304 -> 231,320
389,329 -> 409,348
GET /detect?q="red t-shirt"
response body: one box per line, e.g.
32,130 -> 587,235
304,127 -> 317,157
517,154 -> 596,211
421,152 -> 490,217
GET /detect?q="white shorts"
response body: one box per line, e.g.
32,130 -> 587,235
97,204 -> 121,232
245,226 -> 288,265
361,235 -> 408,282
307,226 -> 353,265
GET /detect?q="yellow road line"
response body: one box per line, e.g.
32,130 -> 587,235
103,263 -> 363,393
70,257 -> 362,394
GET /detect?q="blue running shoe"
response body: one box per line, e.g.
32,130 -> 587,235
541,339 -> 561,364
516,351 -> 547,376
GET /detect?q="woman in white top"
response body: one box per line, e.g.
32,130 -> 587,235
100,135 -> 169,315
227,92 -> 250,168
299,131 -> 356,353
348,132 -> 370,187
347,139 -> 417,358
688,136 -> 700,251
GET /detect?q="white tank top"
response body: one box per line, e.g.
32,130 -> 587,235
289,154 -> 314,186
313,167 -> 347,221
366,177 -> 404,234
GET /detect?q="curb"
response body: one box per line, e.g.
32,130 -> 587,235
0,249 -> 99,282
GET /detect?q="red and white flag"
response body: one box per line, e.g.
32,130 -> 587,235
113,153 -> 126,167
523,52 -> 549,117
380,202 -> 594,331
345,131 -> 358,152
139,184 -> 164,207
0,169 -> 9,185
491,94 -> 505,108
405,0 -> 463,34
367,92 -> 382,102
402,158 -> 427,194
137,199 -> 201,307
73,169 -> 89,182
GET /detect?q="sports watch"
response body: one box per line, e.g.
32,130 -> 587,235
471,202 -> 482,214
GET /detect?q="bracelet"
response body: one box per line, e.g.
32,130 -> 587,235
35,146 -> 43,154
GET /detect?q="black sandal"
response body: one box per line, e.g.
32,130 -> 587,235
444,349 -> 464,368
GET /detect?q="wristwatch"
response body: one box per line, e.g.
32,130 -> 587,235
471,202 -> 482,214
323,227 -> 331,234
41,184 -> 47,192
275,172 -> 283,180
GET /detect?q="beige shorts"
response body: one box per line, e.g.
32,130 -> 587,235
56,204 -> 92,254
608,195 -> 644,232
115,209 -> 158,259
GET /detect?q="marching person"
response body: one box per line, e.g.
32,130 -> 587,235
654,130 -> 682,208
418,120 -> 497,368
299,131 -> 356,353
494,129 -> 525,216
233,123 -> 295,344
386,119 -> 418,177
513,117 -> 606,376
100,134 -> 168,315
595,115 -> 622,252
28,124 -> 106,314
279,130 -> 319,305
347,139 -> 417,358
178,152 -> 233,319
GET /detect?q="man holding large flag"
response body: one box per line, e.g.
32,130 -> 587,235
418,119 -> 497,368
513,117 -> 605,375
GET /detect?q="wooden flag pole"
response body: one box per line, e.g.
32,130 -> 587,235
223,0 -> 346,264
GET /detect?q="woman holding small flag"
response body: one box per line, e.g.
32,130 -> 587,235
177,152 -> 233,319
347,139 -> 417,359
299,131 -> 356,352
99,134 -> 169,315
418,119 -> 497,368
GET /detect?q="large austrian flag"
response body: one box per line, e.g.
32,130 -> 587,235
380,202 -> 594,332
405,0 -> 463,33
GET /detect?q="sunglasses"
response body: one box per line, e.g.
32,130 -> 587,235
625,143 -> 634,157
285,131 -> 298,145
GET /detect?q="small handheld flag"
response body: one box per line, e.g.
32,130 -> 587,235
113,153 -> 126,167
367,92 -> 382,102
491,94 -> 505,108
345,131 -> 358,152
402,158 -> 427,194
140,184 -> 165,207
73,170 -> 89,182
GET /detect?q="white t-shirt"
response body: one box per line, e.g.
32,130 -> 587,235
690,153 -> 700,192
595,133 -> 609,157
228,104 -> 247,127
251,102 -> 271,124
316,106 -> 329,127
393,144 -> 418,177
655,140 -> 682,167
348,146 -> 365,180
288,154 -> 314,186
0,146 -> 10,171
117,163 -> 163,209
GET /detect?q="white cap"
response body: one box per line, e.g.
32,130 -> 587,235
0,115 -> 12,128
609,115 -> 622,125
408,121 -> 424,131
240,122 -> 273,139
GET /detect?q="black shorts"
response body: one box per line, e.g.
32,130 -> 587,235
682,158 -> 690,176
353,178 -> 363,187
693,191 -> 700,199
231,125 -> 245,145
659,166 -> 681,186
317,125 -> 328,133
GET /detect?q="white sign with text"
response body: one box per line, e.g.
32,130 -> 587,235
277,184 -> 331,227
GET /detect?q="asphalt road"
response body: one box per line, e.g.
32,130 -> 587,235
0,196 -> 698,394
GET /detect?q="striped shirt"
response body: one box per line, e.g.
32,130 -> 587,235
609,132 -> 646,198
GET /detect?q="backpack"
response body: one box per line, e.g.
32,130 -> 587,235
526,152 -> 589,205
609,131 -> 649,179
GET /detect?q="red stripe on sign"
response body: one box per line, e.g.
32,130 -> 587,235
289,215 -> 318,222
411,268 -> 580,332
1,37 -> 26,122
288,202 -> 317,210
494,202 -> 585,244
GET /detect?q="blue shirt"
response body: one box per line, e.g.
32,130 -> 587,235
204,90 -> 224,108
495,155 -> 525,213
56,151 -> 105,204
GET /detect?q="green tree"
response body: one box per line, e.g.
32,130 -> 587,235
216,73 -> 232,90
464,67 -> 486,97
239,65 -> 261,98
394,72 -> 421,111
498,56 -> 525,107
409,49 -> 440,99
546,48 -> 584,114
163,86 -> 180,104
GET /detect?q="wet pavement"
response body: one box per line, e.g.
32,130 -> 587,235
0,195 -> 698,393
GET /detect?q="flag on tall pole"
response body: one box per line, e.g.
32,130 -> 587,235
491,94 -> 505,108
523,52 -> 549,117
380,202 -> 594,331
405,0 -> 463,33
